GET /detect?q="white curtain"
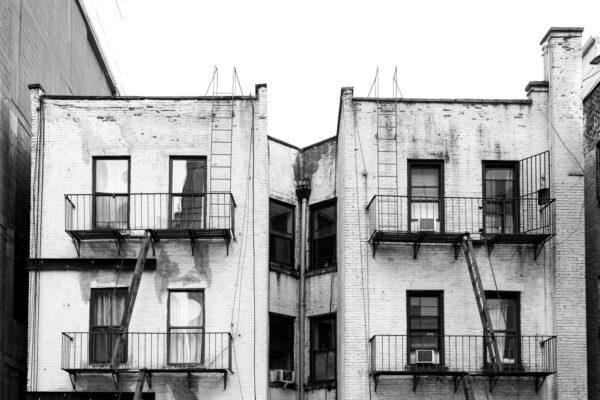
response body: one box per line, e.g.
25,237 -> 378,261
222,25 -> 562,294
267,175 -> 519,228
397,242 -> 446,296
487,299 -> 513,363
169,292 -> 204,364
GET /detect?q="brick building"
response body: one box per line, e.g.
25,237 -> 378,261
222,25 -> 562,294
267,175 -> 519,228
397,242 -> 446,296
584,35 -> 600,400
0,0 -> 117,398
27,27 -> 586,400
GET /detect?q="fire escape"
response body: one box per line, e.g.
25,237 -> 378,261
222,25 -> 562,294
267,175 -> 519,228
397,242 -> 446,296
366,108 -> 557,394
61,94 -> 237,398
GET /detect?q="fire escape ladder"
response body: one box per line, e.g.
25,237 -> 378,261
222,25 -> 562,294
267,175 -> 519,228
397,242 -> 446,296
373,101 -> 398,255
210,98 -> 234,195
110,232 -> 152,372
461,374 -> 476,400
462,235 -> 503,374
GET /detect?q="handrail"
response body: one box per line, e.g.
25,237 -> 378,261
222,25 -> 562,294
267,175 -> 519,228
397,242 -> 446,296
64,193 -> 236,232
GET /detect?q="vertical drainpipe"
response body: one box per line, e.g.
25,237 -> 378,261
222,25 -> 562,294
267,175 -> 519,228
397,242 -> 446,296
296,179 -> 311,400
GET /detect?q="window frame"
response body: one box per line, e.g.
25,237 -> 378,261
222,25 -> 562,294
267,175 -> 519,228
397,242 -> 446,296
269,199 -> 296,269
406,290 -> 444,366
168,156 -> 207,230
309,198 -> 337,271
92,156 -> 131,230
484,291 -> 520,369
310,313 -> 336,383
89,287 -> 129,364
167,289 -> 205,366
482,161 -> 520,234
269,312 -> 295,371
407,160 -> 445,232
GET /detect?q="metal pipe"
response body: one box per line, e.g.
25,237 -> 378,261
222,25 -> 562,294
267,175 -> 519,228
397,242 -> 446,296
298,196 -> 308,400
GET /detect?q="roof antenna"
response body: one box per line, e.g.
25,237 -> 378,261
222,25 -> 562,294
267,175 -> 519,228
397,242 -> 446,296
368,66 -> 379,97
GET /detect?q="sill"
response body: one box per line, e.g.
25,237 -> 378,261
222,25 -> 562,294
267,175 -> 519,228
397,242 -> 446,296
269,264 -> 300,278
306,266 -> 337,278
269,381 -> 298,390
305,381 -> 336,391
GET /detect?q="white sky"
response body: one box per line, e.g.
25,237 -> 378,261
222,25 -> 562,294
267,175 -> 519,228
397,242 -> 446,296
83,0 -> 600,147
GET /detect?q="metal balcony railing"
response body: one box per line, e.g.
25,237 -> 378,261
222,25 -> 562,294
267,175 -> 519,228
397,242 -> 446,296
61,332 -> 232,372
370,334 -> 556,376
367,196 -> 555,257
65,193 -> 235,233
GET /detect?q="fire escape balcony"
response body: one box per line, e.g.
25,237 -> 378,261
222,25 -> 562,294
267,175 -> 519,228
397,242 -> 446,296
370,334 -> 556,393
64,192 -> 236,256
366,195 -> 555,259
61,332 -> 233,390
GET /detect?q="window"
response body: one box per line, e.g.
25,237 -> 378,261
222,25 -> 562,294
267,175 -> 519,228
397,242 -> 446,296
485,292 -> 520,369
407,291 -> 443,366
90,288 -> 127,364
93,157 -> 130,229
170,157 -> 207,229
310,200 -> 336,270
168,290 -> 204,364
270,200 -> 295,268
483,162 -> 519,234
269,314 -> 295,371
310,314 -> 335,382
408,161 -> 443,232
596,142 -> 600,203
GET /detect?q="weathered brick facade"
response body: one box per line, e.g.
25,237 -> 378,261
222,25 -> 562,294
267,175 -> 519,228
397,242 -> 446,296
27,26 -> 587,400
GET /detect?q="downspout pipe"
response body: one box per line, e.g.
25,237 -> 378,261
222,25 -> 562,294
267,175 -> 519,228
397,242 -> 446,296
296,180 -> 311,400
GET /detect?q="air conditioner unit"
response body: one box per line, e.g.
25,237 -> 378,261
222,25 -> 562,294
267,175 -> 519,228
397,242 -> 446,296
270,369 -> 295,384
416,349 -> 439,364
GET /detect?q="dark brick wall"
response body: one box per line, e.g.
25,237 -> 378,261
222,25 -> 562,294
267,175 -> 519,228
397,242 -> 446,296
586,81 -> 600,400
0,0 -> 115,398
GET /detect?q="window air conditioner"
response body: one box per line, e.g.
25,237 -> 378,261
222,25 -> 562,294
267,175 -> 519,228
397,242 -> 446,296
269,369 -> 295,384
416,349 -> 439,364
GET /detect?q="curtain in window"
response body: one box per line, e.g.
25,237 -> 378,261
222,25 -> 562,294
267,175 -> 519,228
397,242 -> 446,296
487,298 -> 516,364
91,291 -> 126,364
94,159 -> 129,229
169,292 -> 204,364
171,160 -> 206,229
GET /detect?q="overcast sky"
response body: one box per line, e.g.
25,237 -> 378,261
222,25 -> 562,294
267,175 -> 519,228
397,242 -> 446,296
82,0 -> 600,147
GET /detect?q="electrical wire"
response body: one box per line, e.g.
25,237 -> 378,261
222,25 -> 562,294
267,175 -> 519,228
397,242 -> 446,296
350,99 -> 373,400
535,104 -> 584,174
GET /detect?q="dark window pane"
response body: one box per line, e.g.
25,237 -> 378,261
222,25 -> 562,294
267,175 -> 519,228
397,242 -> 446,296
314,236 -> 336,268
311,315 -> 335,382
270,235 -> 293,267
314,205 -> 336,239
270,314 -> 294,371
172,159 -> 206,193
270,201 -> 294,267
311,202 -> 336,270
270,202 -> 293,235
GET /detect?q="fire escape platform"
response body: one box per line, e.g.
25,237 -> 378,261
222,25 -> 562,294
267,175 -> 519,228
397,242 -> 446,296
368,230 -> 554,259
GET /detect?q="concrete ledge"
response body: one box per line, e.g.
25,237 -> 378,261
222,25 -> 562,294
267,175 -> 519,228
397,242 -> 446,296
540,27 -> 584,45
